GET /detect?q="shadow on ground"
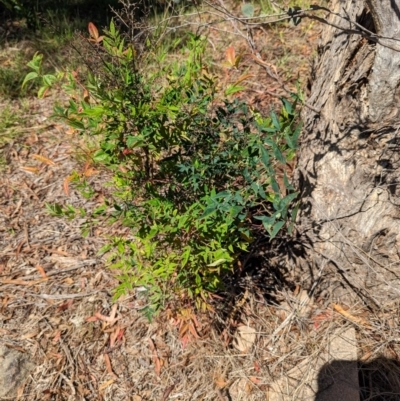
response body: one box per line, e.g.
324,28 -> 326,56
316,357 -> 400,401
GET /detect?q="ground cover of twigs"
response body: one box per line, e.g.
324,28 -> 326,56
2,6 -> 400,400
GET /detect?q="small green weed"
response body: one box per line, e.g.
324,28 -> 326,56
0,100 -> 28,141
26,20 -> 302,315
0,100 -> 29,169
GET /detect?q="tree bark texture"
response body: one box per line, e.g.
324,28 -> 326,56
296,0 -> 400,308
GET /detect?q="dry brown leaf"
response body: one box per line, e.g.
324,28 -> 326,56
360,350 -> 372,361
234,73 -> 254,86
215,375 -> 228,389
21,331 -> 38,339
16,384 -> 24,399
65,128 -> 76,135
0,278 -> 48,286
103,354 -> 118,379
109,304 -> 118,321
20,166 -> 39,174
233,325 -> 256,352
148,338 -> 161,376
99,379 -> 115,391
50,256 -> 77,265
161,384 -> 175,401
94,306 -> 120,326
109,326 -> 124,347
84,167 -> 98,177
35,264 -> 47,278
31,154 -> 56,166
83,89 -> 90,103
332,303 -> 372,328
48,352 -> 63,359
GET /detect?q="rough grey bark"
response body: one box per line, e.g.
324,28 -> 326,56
296,0 -> 400,307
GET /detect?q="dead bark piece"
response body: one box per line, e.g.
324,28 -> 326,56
0,345 -> 34,398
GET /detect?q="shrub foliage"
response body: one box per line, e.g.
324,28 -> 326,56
27,20 -> 301,315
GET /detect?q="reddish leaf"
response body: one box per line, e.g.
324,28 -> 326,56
109,326 -> 123,347
94,312 -> 120,325
180,334 -> 189,349
63,175 -> 72,196
116,328 -> 125,342
253,361 -> 261,373
83,89 -> 90,103
226,46 -> 236,67
88,22 -> 99,40
188,322 -> 200,339
104,354 -> 118,379
249,376 -> 261,385
35,264 -> 47,278
122,148 -> 134,155
56,299 -> 74,312
85,316 -> 98,322
52,330 -> 61,344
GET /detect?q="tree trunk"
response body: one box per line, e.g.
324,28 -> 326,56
296,0 -> 400,308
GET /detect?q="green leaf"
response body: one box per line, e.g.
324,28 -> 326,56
270,176 -> 280,194
201,205 -> 217,219
279,192 -> 298,211
291,202 -> 300,222
268,220 -> 285,239
254,214 -> 275,227
281,98 -> 293,116
241,3 -> 255,18
225,85 -> 246,96
207,258 -> 227,267
27,53 -> 42,73
270,111 -> 281,131
284,127 -> 295,149
259,144 -> 270,168
21,71 -> 38,88
65,119 -> 85,130
93,150 -> 110,162
182,247 -> 191,267
42,74 -> 57,87
272,142 -> 286,164
291,123 -> 302,148
283,171 -> 294,191
37,86 -> 47,99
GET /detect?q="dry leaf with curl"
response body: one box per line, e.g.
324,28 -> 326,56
233,325 -> 256,352
32,154 -> 56,166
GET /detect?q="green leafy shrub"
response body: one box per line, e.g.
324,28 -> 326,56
27,20 -> 301,314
